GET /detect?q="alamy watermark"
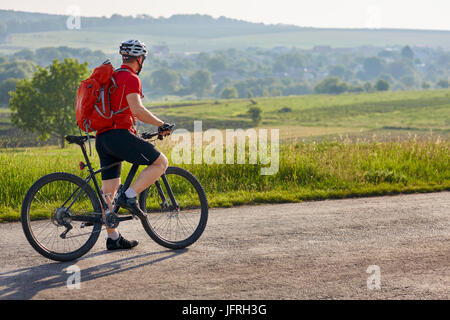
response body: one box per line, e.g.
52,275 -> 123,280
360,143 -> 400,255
366,5 -> 382,29
66,5 -> 81,30
366,265 -> 381,290
65,264 -> 81,290
170,121 -> 279,175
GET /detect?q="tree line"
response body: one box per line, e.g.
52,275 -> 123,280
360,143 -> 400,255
1,44 -> 449,108
136,44 -> 450,99
3,43 -> 450,148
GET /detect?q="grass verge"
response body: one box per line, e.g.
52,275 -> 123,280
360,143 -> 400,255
1,137 -> 448,222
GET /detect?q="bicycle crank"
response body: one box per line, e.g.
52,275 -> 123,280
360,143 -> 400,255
105,211 -> 120,229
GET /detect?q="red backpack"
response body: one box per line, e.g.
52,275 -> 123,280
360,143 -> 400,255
75,60 -> 130,133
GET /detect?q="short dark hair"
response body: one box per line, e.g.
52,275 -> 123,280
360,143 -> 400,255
122,55 -> 139,63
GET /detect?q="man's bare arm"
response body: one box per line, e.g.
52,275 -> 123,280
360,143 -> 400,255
126,93 -> 164,127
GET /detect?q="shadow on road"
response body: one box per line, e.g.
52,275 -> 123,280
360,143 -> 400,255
0,248 -> 187,300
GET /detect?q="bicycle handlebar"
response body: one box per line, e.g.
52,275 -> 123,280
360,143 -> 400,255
141,123 -> 175,140
141,131 -> 160,140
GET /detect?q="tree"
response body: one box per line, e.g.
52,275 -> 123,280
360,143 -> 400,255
207,56 -> 227,72
400,74 -> 417,88
363,82 -> 373,92
0,60 -> 37,83
436,79 -> 449,89
247,106 -> 262,126
329,65 -> 353,81
401,46 -> 414,60
284,82 -> 312,95
314,77 -> 348,95
387,61 -> 414,80
189,70 -> 212,98
150,68 -> 179,94
437,53 -> 450,67
274,53 -> 305,73
9,59 -> 89,148
35,47 -> 64,66
363,57 -> 384,79
374,79 -> 390,91
195,52 -> 210,68
15,49 -> 35,61
421,82 -> 431,89
0,78 -> 19,106
269,86 -> 282,96
220,87 -> 238,99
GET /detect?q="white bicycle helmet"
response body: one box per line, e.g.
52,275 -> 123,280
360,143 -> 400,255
120,39 -> 148,74
119,39 -> 148,57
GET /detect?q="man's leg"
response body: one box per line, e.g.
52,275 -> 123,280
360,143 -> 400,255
102,177 -> 139,250
101,178 -> 121,236
129,153 -> 169,194
116,153 -> 169,217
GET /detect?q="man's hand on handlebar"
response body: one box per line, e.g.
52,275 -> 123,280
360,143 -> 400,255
158,122 -> 175,137
141,123 -> 175,140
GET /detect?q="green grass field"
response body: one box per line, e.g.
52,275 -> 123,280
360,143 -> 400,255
0,89 -> 449,222
147,90 -> 450,137
0,137 -> 448,222
3,89 -> 447,147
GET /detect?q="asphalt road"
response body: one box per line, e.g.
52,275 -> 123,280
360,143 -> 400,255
0,192 -> 449,300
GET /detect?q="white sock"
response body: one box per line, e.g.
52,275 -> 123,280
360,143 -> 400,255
125,188 -> 137,199
108,231 -> 120,240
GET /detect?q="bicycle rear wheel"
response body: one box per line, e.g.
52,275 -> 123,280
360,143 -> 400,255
139,166 -> 208,249
21,172 -> 103,262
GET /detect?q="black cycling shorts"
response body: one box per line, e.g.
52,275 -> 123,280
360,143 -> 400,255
95,129 -> 161,180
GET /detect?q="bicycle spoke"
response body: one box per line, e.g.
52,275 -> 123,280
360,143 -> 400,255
24,175 -> 102,257
141,167 -> 207,248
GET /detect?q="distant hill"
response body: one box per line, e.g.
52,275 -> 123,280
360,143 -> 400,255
0,10 -> 300,37
1,9 -> 450,54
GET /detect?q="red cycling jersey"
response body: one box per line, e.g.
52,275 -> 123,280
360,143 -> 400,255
96,64 -> 143,135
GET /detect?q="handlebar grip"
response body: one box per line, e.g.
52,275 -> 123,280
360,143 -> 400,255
141,132 -> 157,139
158,123 -> 175,133
141,124 -> 175,140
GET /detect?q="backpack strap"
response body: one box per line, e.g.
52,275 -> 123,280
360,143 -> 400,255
112,106 -> 130,115
114,67 -> 134,74
81,119 -> 92,156
108,68 -> 134,117
109,68 -> 134,92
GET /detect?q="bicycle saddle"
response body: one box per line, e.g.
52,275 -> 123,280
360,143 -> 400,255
65,135 -> 95,145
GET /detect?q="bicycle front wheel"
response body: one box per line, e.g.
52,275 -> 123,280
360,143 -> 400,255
21,172 -> 103,262
139,166 -> 208,249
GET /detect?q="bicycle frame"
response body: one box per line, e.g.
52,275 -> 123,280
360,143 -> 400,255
65,139 -> 177,226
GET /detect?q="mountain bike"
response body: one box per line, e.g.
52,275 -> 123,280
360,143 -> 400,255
20,128 -> 208,262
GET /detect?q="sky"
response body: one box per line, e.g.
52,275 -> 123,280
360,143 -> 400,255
1,0 -> 450,31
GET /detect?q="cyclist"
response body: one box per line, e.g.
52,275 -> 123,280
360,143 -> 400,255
95,39 -> 172,251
